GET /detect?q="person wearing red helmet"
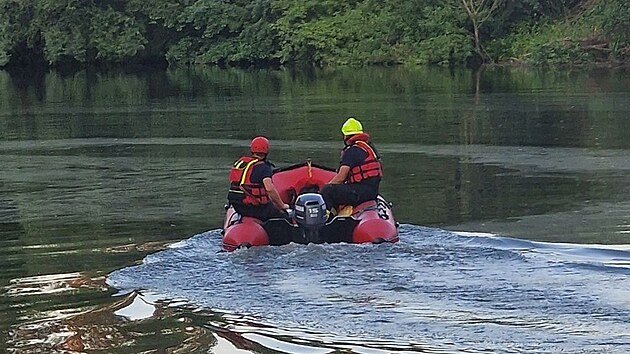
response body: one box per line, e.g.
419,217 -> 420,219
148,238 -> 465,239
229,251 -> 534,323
227,136 -> 289,221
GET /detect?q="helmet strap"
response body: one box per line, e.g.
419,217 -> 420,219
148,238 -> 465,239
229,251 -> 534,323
252,152 -> 267,160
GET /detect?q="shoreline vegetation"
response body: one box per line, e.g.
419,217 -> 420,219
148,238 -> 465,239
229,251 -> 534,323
0,0 -> 627,71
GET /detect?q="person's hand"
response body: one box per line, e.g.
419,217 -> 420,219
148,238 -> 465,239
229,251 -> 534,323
285,207 -> 295,219
282,203 -> 290,210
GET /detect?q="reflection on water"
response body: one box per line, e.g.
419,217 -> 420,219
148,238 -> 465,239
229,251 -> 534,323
4,285 -> 218,353
1,66 -> 629,353
1,67 -> 629,148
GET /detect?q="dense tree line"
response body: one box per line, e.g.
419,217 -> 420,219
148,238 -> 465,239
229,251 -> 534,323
0,0 -> 627,69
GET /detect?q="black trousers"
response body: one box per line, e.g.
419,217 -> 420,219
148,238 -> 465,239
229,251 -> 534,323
233,203 -> 286,221
320,183 -> 378,211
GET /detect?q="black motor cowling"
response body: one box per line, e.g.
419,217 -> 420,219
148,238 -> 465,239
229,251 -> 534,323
294,193 -> 327,243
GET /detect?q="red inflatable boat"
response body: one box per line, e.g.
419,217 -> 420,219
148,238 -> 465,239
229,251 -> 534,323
222,161 -> 399,251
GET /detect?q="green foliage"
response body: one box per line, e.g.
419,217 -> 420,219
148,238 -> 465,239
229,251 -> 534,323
0,20 -> 10,66
271,1 -> 475,66
272,0 -> 350,65
37,0 -> 92,62
0,0 -> 38,64
415,34 -> 473,65
404,4 -> 472,65
287,6 -> 398,66
489,21 -> 574,64
90,8 -> 147,61
591,0 -> 630,60
0,0 -> 148,64
161,0 -> 281,65
529,40 -> 593,65
0,0 -> 626,68
489,0 -> 629,65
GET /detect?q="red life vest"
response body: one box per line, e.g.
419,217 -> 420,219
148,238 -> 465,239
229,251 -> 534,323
228,156 -> 270,206
343,133 -> 383,184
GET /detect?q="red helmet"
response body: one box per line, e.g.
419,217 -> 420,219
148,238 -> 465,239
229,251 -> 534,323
250,136 -> 269,154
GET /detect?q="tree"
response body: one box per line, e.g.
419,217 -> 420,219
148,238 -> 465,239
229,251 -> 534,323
460,0 -> 501,63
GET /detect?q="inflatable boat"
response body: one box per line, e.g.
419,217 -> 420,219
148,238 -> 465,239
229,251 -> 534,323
222,161 -> 399,251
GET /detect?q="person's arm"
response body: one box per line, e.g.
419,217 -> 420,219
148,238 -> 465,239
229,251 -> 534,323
327,165 -> 350,184
263,177 -> 289,210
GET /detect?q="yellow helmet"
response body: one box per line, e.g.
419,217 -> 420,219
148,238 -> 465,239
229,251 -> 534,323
341,117 -> 363,136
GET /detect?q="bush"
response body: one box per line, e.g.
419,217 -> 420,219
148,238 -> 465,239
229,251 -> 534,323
414,34 -> 473,65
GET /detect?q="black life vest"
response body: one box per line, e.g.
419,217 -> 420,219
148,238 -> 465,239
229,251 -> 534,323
343,134 -> 383,184
228,156 -> 270,206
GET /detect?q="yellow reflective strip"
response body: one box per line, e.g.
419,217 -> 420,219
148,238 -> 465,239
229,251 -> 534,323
234,160 -> 245,169
356,141 -> 376,157
239,159 -> 259,185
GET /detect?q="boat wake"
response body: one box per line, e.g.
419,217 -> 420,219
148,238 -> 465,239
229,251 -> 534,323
107,225 -> 630,353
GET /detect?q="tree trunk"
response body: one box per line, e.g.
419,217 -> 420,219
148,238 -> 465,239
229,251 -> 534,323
460,0 -> 501,64
472,20 -> 481,57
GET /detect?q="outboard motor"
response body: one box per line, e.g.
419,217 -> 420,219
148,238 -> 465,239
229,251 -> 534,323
294,193 -> 328,243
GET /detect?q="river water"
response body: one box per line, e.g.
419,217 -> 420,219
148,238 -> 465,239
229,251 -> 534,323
1,67 -> 629,353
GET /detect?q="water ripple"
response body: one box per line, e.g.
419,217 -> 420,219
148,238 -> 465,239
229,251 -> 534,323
105,225 -> 630,353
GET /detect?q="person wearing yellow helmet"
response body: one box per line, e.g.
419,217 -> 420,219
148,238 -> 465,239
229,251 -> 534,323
321,117 -> 383,213
340,117 -> 364,136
